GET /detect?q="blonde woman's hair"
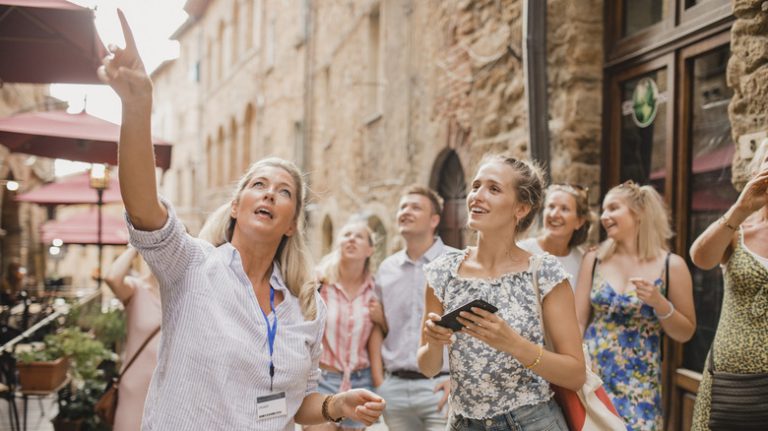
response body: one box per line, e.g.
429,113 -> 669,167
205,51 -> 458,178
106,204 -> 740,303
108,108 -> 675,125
748,138 -> 768,177
198,157 -> 318,320
475,154 -> 546,236
598,181 -> 673,261
316,218 -> 376,286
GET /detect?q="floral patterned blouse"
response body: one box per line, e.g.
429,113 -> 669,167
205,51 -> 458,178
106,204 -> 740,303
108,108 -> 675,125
424,249 -> 569,419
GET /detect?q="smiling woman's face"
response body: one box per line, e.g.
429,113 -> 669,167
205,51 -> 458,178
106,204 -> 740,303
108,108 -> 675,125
600,192 -> 637,241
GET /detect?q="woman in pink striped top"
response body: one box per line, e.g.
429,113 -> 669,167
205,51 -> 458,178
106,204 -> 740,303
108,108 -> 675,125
307,220 -> 385,431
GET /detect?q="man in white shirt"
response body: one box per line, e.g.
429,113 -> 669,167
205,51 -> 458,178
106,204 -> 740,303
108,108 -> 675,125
372,185 -> 452,431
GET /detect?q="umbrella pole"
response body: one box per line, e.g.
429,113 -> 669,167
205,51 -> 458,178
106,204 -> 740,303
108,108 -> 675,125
96,188 -> 103,289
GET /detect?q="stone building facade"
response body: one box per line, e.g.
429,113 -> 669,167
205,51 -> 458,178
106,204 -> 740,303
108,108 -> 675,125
152,1 -> 765,428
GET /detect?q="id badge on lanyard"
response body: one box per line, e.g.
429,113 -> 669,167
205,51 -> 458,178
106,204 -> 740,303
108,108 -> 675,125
257,286 -> 287,420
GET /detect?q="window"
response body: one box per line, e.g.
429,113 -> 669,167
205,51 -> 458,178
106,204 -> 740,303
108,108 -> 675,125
244,105 -> 254,172
217,20 -> 225,79
216,127 -> 225,186
367,5 -> 383,117
266,17 -> 275,69
232,2 -> 240,65
622,0 -> 667,37
245,0 -> 254,50
230,118 -> 239,182
294,121 -> 305,171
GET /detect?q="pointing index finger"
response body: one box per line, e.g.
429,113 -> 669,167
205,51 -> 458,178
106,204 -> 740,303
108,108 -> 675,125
117,9 -> 138,54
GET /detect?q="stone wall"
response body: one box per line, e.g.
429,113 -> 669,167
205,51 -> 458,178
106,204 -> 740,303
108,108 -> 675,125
547,0 -> 603,200
728,0 -> 768,187
153,0 -> 605,259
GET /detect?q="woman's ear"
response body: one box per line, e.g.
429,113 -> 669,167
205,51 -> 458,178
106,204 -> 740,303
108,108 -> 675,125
515,203 -> 532,224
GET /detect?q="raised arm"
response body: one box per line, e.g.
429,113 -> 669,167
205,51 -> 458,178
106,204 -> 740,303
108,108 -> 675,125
98,10 -> 166,230
104,246 -> 138,304
690,168 -> 768,269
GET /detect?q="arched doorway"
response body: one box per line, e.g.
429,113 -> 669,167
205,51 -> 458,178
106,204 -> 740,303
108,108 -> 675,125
431,150 -> 467,249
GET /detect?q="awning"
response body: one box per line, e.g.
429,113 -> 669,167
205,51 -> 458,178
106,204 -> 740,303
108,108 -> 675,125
0,110 -> 172,169
41,208 -> 128,245
16,172 -> 121,205
0,0 -> 106,84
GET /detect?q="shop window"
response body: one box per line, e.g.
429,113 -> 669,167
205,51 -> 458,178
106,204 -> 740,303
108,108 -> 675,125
683,44 -> 736,372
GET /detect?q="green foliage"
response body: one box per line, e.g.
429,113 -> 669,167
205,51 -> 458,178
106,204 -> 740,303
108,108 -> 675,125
89,309 -> 126,350
16,348 -> 60,364
46,327 -> 113,382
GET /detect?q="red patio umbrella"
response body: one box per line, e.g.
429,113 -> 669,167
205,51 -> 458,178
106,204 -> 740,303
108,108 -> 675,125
0,110 -> 172,169
0,0 -> 107,84
41,208 -> 128,245
16,171 -> 121,205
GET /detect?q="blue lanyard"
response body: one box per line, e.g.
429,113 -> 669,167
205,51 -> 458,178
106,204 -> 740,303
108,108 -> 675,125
260,287 -> 278,391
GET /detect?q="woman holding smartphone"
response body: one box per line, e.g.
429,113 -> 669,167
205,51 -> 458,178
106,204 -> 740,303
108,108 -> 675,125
417,155 -> 584,431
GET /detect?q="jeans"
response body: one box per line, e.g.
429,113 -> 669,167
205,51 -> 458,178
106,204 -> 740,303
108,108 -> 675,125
317,368 -> 372,429
376,374 -> 449,431
448,399 -> 568,431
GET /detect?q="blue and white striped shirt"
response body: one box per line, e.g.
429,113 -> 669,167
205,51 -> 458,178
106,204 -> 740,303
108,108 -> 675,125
127,200 -> 325,431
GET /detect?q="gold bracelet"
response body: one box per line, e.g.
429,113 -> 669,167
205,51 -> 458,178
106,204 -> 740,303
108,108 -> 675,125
321,394 -> 342,423
525,344 -> 544,369
719,215 -> 739,231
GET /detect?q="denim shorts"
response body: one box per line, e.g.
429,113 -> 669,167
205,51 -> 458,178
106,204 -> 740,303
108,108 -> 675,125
449,398 -> 568,431
317,368 -> 373,429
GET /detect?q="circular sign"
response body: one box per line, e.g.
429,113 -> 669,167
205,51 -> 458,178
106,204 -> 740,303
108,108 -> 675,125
632,77 -> 659,128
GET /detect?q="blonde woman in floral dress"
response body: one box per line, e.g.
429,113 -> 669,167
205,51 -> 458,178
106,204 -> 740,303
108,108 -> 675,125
574,182 -> 696,430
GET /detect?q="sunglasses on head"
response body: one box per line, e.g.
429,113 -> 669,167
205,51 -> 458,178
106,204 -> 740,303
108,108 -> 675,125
550,183 -> 589,196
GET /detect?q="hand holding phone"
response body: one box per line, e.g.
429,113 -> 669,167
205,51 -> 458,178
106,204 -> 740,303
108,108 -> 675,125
435,298 -> 498,332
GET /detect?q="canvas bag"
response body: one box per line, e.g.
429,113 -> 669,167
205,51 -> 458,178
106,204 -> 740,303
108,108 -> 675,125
95,326 -> 160,425
530,255 -> 625,431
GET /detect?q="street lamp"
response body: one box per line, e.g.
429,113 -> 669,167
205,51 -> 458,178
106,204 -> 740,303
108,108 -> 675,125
89,164 -> 109,289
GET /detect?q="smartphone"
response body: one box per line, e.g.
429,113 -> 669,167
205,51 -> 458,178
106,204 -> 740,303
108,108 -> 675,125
435,298 -> 498,332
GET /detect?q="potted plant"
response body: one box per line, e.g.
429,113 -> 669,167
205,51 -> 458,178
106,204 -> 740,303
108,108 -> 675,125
16,347 -> 69,392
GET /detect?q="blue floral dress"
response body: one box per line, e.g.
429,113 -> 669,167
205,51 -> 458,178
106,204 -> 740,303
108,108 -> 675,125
583,259 -> 666,431
424,249 -> 569,420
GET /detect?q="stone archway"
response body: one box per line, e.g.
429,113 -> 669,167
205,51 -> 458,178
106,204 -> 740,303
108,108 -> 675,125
430,150 -> 467,249
366,215 -> 387,270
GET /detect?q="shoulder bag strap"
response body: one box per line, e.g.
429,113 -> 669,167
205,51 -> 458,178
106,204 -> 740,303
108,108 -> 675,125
530,255 -> 552,349
591,255 -> 599,284
117,326 -> 161,382
664,252 -> 671,298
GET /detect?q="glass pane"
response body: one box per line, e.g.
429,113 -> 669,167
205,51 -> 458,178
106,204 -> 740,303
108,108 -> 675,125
686,0 -> 703,8
623,0 -> 666,37
619,69 -> 669,196
683,45 -> 736,372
